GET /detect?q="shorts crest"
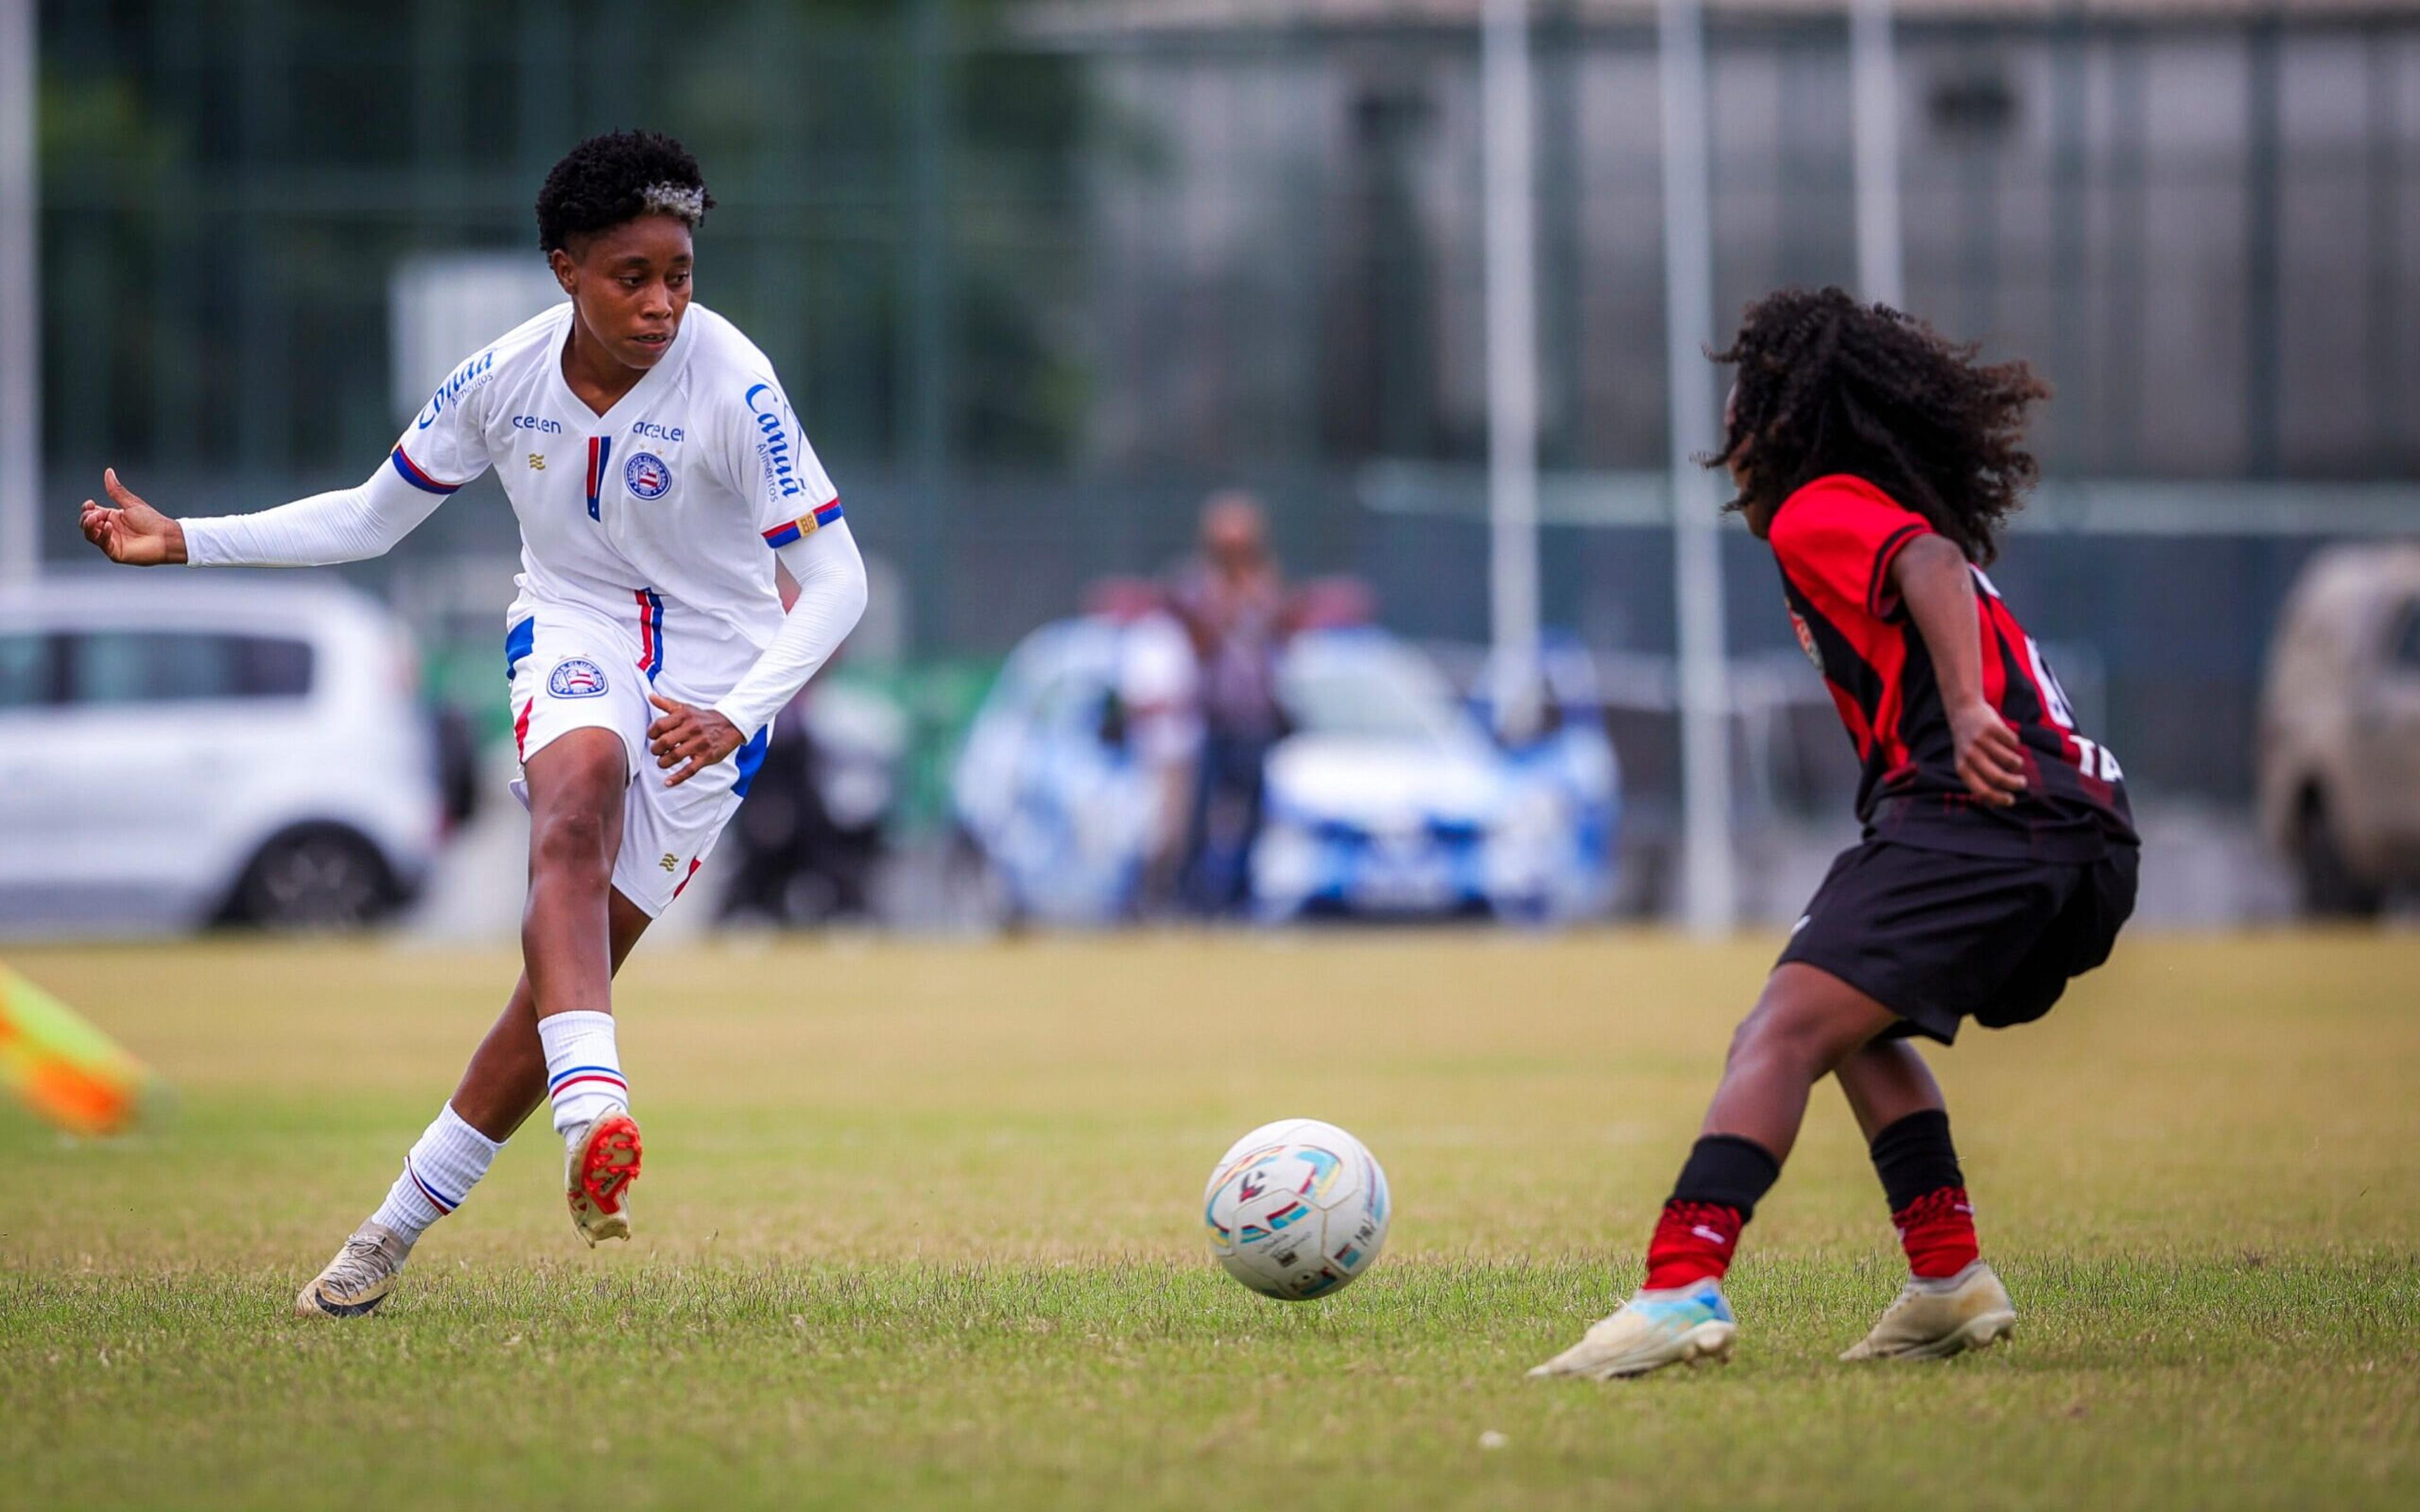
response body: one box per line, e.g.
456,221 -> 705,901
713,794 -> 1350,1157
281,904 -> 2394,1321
548,656 -> 610,699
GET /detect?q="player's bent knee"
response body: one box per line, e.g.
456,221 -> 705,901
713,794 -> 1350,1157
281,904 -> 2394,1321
1732,987 -> 1872,1075
529,783 -> 621,883
531,808 -> 614,880
526,735 -> 626,877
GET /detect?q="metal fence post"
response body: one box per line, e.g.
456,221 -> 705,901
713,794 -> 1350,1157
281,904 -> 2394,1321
0,0 -> 35,584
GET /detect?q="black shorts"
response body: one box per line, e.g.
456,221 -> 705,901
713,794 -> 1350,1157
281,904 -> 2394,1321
1777,839 -> 2140,1045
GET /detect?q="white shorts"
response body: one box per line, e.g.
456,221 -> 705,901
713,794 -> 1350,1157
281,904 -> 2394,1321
504,603 -> 769,917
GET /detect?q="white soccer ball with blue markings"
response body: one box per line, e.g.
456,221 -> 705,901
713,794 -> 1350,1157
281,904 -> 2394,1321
1202,1118 -> 1390,1300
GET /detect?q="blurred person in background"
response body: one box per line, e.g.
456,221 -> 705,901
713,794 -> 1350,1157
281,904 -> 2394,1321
77,130 -> 869,1319
1169,491 -> 1292,915
1086,578 -> 1202,916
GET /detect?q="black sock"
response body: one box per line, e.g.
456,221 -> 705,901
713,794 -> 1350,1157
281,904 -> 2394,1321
1868,1109 -> 1964,1213
1668,1133 -> 1782,1218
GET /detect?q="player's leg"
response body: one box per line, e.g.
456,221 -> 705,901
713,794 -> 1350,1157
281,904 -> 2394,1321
1828,850 -> 2137,1363
539,695 -> 770,1244
1833,1038 -> 2019,1362
450,886 -> 657,1141
1530,965 -> 1896,1379
297,892 -> 653,1319
1697,963 -> 1902,1160
1836,1034 -> 1942,1140
1839,1040 -> 1983,1279
516,726 -> 651,1245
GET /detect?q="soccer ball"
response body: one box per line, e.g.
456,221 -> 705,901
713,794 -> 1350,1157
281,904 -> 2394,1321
1202,1118 -> 1391,1300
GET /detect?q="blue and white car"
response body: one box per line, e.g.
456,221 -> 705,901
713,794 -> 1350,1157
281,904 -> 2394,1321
1250,629 -> 1616,922
950,617 -> 1169,925
952,617 -> 1616,924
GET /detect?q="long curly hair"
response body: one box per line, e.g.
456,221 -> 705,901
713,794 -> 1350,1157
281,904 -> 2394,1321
1708,287 -> 2050,564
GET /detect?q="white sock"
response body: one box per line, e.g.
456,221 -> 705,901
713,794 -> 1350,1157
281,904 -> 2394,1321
369,1104 -> 502,1244
538,1010 -> 628,1136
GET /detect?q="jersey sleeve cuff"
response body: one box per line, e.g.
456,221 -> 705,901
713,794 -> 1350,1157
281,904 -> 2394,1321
178,517 -> 224,567
759,496 -> 843,548
389,446 -> 467,496
709,696 -> 773,741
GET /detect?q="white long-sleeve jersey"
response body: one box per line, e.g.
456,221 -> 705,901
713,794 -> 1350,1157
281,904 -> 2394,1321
181,301 -> 865,735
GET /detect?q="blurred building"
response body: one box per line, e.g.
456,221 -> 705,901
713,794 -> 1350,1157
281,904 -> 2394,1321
1049,0 -> 2416,483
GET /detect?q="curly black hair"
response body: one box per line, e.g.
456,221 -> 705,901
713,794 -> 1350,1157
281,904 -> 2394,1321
1707,286 -> 2051,564
535,130 -> 715,253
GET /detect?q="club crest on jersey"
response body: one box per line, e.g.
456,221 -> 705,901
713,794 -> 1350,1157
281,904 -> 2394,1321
623,452 -> 672,500
548,657 -> 610,699
1788,605 -> 1823,672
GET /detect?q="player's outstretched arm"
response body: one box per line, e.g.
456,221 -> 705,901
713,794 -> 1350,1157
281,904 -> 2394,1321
81,454 -> 458,571
1892,534 -> 2027,806
78,470 -> 188,566
646,519 -> 869,788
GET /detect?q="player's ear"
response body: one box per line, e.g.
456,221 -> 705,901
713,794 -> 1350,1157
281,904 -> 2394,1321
548,246 -> 577,295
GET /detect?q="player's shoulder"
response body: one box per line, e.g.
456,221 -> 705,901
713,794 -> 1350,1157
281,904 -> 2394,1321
676,304 -> 796,430
678,304 -> 780,389
413,304 -> 565,435
420,303 -> 565,401
457,301 -> 572,384
490,301 -> 572,366
1768,473 -> 1920,547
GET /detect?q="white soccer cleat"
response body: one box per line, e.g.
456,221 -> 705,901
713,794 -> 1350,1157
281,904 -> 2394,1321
1841,1259 -> 2017,1361
294,1222 -> 413,1319
1527,1280 -> 1739,1380
564,1110 -> 643,1247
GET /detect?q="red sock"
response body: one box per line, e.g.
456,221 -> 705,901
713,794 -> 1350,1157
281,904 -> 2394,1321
1642,1200 -> 1743,1290
1893,1186 -> 1979,1279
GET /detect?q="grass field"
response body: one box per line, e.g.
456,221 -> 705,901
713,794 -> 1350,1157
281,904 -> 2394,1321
3,929 -> 2416,1509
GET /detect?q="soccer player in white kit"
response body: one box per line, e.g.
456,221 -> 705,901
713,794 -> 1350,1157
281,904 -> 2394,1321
77,132 -> 869,1317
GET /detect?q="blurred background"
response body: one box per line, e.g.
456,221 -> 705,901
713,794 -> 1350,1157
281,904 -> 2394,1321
1,0 -> 2415,942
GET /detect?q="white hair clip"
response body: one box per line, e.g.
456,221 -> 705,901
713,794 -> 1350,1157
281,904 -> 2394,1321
638,181 -> 708,222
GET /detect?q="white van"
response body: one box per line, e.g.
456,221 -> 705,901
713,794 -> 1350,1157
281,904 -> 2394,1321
0,573 -> 445,933
2257,544 -> 2420,916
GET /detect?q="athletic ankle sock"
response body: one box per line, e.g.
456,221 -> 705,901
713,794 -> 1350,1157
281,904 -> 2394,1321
1868,1109 -> 1979,1279
1892,1188 -> 1979,1279
538,1010 -> 628,1137
369,1104 -> 502,1244
1642,1134 -> 1782,1290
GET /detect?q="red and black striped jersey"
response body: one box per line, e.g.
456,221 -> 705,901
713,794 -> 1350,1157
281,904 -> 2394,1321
1768,474 -> 2137,861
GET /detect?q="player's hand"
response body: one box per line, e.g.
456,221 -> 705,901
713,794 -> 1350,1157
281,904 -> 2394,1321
646,694 -> 744,788
78,469 -> 188,566
1949,699 -> 2028,807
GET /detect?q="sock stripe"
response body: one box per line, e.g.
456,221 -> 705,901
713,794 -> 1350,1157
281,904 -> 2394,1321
539,1016 -> 628,1140
406,1157 -> 459,1214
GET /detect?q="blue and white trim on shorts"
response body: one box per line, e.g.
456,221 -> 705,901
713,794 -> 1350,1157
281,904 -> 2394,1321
505,617 -> 536,684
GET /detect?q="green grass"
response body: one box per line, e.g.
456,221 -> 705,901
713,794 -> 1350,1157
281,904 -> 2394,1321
3,931 -> 2416,1509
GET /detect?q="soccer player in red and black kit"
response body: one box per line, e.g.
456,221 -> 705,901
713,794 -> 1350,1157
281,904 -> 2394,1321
1531,287 -> 2139,1379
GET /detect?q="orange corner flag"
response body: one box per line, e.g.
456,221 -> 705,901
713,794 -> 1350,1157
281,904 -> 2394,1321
0,963 -> 154,1137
